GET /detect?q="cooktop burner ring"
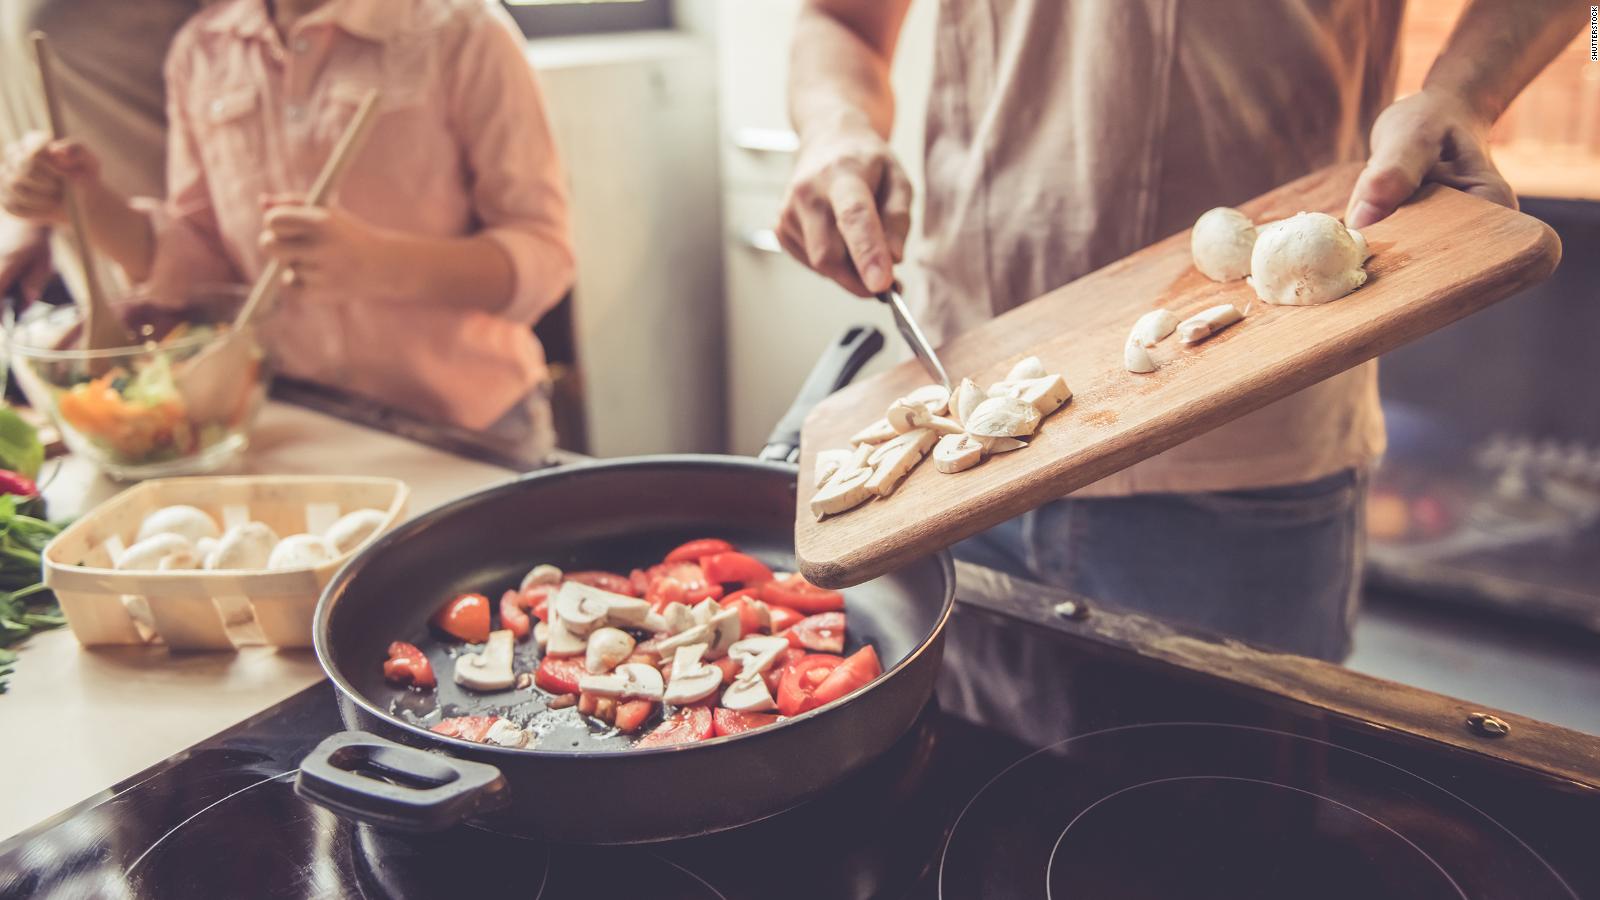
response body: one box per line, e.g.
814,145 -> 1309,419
938,721 -> 1580,900
1043,775 -> 1467,900
125,770 -> 298,879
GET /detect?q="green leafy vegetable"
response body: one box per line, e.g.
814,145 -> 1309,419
0,492 -> 64,693
0,407 -> 43,479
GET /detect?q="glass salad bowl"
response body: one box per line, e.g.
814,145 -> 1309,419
7,286 -> 271,480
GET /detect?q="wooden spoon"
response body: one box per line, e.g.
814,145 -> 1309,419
30,32 -> 134,361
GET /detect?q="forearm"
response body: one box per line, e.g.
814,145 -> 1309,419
789,1 -> 911,142
74,181 -> 154,282
371,231 -> 516,313
1424,0 -> 1587,124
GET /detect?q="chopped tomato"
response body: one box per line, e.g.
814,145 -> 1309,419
782,611 -> 846,653
644,562 -> 723,608
767,604 -> 805,633
432,593 -> 491,643
529,588 -> 551,622
712,656 -> 742,685
645,576 -> 686,610
810,646 -> 882,707
382,641 -> 436,689
713,708 -> 781,737
777,654 -> 845,716
500,590 -> 534,639
701,551 -> 773,586
759,574 -> 845,614
636,706 -> 715,747
615,699 -> 656,734
663,538 -> 736,563
431,715 -> 499,742
722,593 -> 771,636
535,656 -> 588,695
763,647 -> 807,693
629,568 -> 652,596
565,570 -> 637,596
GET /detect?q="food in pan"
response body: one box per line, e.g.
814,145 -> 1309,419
1190,207 -> 1258,282
1249,211 -> 1371,306
810,356 -> 1072,518
386,538 -> 884,748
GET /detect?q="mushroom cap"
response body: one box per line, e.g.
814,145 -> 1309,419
1248,211 -> 1368,306
206,522 -> 280,570
1190,207 -> 1257,282
117,533 -> 197,571
136,505 -> 221,546
323,508 -> 387,555
268,533 -> 337,570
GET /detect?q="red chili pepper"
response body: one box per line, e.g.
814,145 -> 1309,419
382,641 -> 436,689
0,470 -> 39,498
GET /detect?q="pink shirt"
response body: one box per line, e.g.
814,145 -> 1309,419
142,0 -> 575,431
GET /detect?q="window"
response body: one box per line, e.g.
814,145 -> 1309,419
501,0 -> 672,38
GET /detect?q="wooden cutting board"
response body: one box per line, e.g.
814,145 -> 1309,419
794,162 -> 1561,588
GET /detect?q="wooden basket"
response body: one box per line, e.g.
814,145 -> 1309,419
42,476 -> 409,650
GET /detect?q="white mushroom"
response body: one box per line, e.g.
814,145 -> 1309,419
934,433 -> 985,473
663,644 -> 722,706
642,610 -> 670,634
136,505 -> 220,546
728,635 -> 790,675
810,466 -> 874,519
454,629 -> 516,691
544,611 -> 587,657
720,672 -> 778,713
482,719 -> 531,748
206,522 -> 279,570
1129,309 -> 1180,348
585,626 -> 636,674
987,374 -> 1071,416
866,429 -> 936,497
952,378 -> 985,426
533,621 -> 549,649
1176,304 -> 1245,344
1124,339 -> 1158,374
117,534 -> 197,571
977,436 -> 1027,454
691,597 -> 720,626
323,508 -> 388,555
885,398 -> 932,434
195,537 -> 219,560
868,428 -> 936,466
552,581 -> 649,635
902,384 -> 951,416
850,419 -> 898,445
579,662 -> 664,701
1348,226 -> 1371,262
1006,356 -> 1047,381
813,449 -> 856,489
1190,207 -> 1258,282
158,550 -> 201,571
268,534 -> 336,570
704,608 -> 742,659
654,622 -> 713,657
520,563 -> 563,590
600,594 -> 650,628
661,601 -> 697,635
965,396 -> 1042,439
1247,211 -> 1367,306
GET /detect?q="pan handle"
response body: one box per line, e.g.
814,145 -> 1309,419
295,730 -> 509,832
759,325 -> 885,463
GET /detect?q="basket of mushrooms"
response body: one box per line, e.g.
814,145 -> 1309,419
41,476 -> 408,650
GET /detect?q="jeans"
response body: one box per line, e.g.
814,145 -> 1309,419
953,469 -> 1368,662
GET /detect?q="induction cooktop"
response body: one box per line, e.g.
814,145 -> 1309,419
4,588 -> 1597,899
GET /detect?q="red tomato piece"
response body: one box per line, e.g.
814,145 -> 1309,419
382,641 -> 436,689
700,551 -> 773,586
529,588 -> 551,622
722,593 -> 771,637
636,706 -> 715,747
535,656 -> 588,695
713,708 -> 781,737
759,574 -> 845,615
565,570 -> 637,596
499,590 -> 533,639
644,562 -> 723,608
629,568 -> 652,596
777,654 -> 845,716
432,593 -> 491,643
615,699 -> 656,734
645,576 -> 686,611
810,645 -> 882,707
767,604 -> 805,633
431,715 -> 499,742
782,611 -> 846,653
712,656 -> 742,685
763,647 -> 808,693
663,538 -> 736,563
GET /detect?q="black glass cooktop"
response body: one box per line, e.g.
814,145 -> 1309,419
3,604 -> 1597,900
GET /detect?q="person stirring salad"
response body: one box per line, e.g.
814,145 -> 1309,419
0,0 -> 575,455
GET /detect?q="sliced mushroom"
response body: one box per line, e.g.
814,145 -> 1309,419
1006,356 -> 1046,381
728,635 -> 790,675
934,433 -> 985,474
655,622 -> 713,657
579,662 -> 664,701
323,508 -> 388,555
926,415 -> 964,435
544,611 -> 587,657
903,384 -> 951,415
1129,309 -> 1180,348
810,466 -> 874,519
885,398 -> 932,434
520,564 -> 563,590
585,626 -> 636,673
982,436 -> 1028,453
116,533 -> 197,571
704,608 -> 741,659
454,629 -> 516,691
661,601 -> 697,635
850,419 -> 898,445
691,597 -> 720,626
952,378 -> 985,426
988,374 -> 1071,416
552,581 -> 647,635
868,428 -> 935,466
1124,339 -> 1157,374
1176,304 -> 1244,344
603,595 -> 651,628
813,448 -> 856,489
136,505 -> 221,546
965,396 -> 1042,438
642,610 -> 670,634
720,672 -> 778,712
482,718 -> 531,748
866,430 -> 935,497
663,644 -> 722,706
533,621 -> 549,649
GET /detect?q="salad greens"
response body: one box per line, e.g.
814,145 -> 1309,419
0,407 -> 44,480
0,410 -> 62,693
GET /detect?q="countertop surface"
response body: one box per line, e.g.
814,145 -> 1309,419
1,401 -> 517,841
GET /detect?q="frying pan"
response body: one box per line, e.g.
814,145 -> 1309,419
295,328 -> 957,844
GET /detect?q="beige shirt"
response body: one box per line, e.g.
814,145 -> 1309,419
918,0 -> 1400,496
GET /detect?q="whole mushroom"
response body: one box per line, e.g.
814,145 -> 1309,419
207,522 -> 280,570
117,533 -> 198,571
1248,211 -> 1368,306
1190,207 -> 1258,282
323,508 -> 388,555
268,534 -> 337,570
136,505 -> 221,546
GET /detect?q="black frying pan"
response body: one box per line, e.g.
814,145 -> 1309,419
295,328 -> 957,844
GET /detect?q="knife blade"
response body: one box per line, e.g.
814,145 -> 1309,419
878,285 -> 952,391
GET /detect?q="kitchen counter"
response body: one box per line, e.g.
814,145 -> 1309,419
1,401 -> 518,841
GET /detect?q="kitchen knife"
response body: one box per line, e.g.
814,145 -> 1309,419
878,285 -> 952,391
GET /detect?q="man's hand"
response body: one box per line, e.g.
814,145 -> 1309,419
0,215 -> 52,304
0,133 -> 102,226
258,197 -> 396,295
1346,91 -> 1516,230
777,126 -> 912,298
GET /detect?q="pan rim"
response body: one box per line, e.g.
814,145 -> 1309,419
313,453 -> 956,760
